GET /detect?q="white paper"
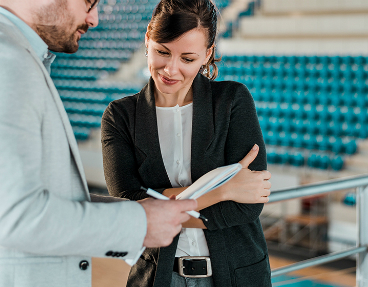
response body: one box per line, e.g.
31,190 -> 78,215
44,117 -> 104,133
176,163 -> 242,200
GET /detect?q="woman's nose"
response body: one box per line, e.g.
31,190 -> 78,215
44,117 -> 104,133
164,58 -> 179,76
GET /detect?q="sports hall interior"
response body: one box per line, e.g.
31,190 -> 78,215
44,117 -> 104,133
52,0 -> 368,286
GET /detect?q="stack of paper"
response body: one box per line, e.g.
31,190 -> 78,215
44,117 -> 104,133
176,163 -> 242,200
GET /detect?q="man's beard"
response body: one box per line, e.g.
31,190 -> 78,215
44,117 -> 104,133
35,23 -> 89,53
32,0 -> 88,53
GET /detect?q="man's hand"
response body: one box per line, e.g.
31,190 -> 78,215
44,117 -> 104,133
139,198 -> 197,247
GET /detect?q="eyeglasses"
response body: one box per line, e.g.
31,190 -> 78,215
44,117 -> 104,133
86,0 -> 100,13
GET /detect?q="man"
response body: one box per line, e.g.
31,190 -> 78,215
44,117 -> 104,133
0,0 -> 197,286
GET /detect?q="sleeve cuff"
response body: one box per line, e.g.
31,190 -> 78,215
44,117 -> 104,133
124,247 -> 145,266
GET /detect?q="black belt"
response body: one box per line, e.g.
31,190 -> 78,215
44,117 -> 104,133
173,256 -> 212,278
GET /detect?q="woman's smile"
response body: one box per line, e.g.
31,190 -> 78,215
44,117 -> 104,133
159,73 -> 180,85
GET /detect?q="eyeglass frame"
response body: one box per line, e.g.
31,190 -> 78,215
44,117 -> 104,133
86,0 -> 100,13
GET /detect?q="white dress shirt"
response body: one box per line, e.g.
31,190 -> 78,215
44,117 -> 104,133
156,103 -> 210,257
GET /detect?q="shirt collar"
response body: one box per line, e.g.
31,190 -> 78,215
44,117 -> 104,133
0,7 -> 50,63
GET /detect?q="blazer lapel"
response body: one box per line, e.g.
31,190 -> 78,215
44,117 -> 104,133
2,16 -> 90,196
23,46 -> 89,195
135,78 -> 172,189
41,69 -> 90,195
191,74 -> 215,182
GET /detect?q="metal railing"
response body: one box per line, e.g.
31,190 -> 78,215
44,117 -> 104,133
268,174 -> 368,286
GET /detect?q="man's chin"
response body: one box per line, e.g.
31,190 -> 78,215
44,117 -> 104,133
49,43 -> 79,54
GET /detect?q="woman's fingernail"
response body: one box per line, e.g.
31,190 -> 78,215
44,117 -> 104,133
253,144 -> 259,151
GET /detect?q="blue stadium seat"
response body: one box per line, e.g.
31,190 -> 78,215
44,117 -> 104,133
342,192 -> 356,206
331,156 -> 344,171
290,153 -> 305,167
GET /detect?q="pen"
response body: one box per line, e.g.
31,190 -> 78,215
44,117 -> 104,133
140,187 -> 208,222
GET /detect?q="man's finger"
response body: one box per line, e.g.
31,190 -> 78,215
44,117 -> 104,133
239,144 -> 259,169
172,199 -> 198,212
178,212 -> 191,224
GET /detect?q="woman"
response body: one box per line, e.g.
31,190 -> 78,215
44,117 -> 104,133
101,0 -> 272,286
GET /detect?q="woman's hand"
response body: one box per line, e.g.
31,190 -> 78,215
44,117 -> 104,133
215,144 -> 271,204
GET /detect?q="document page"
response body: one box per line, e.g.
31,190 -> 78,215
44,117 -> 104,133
176,163 -> 242,200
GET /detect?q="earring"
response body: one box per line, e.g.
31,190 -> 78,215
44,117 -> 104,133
200,65 -> 207,74
145,47 -> 148,57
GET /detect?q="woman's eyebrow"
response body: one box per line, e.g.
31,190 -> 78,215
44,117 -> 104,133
159,43 -> 199,56
182,52 -> 199,56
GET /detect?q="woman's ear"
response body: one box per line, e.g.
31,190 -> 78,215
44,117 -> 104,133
145,31 -> 150,48
203,44 -> 214,65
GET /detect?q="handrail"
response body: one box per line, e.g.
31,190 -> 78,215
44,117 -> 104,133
268,174 -> 368,203
267,174 -> 368,286
271,246 -> 367,277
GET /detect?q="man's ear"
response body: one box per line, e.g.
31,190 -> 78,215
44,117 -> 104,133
203,45 -> 214,65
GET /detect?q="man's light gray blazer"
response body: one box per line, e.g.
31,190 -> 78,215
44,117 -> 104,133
0,14 -> 147,287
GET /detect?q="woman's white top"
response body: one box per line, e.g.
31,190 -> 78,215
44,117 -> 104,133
156,103 -> 210,257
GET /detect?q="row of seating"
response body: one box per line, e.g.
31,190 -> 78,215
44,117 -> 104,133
251,91 -> 367,108
98,13 -> 151,22
256,104 -> 367,124
55,49 -> 133,61
92,22 -> 147,31
236,79 -> 368,94
60,91 -> 129,104
63,101 -> 108,117
221,55 -> 368,66
52,59 -> 121,71
99,4 -> 156,15
73,126 -> 91,140
78,39 -> 142,50
68,113 -> 102,128
264,131 -> 357,155
98,0 -> 232,10
100,0 -> 152,4
51,69 -> 104,81
55,80 -> 140,94
83,28 -> 147,40
218,66 -> 368,80
259,117 -> 368,139
267,150 -> 344,171
81,31 -> 144,41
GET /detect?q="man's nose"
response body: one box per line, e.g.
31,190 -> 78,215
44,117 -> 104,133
86,7 -> 99,28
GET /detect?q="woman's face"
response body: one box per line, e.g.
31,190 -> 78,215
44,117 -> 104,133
145,28 -> 213,99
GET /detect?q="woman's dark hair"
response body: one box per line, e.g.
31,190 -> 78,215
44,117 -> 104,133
147,0 -> 221,80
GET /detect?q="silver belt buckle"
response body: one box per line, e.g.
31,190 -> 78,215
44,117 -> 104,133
178,256 -> 212,278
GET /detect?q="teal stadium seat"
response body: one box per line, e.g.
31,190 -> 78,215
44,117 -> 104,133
216,54 -> 368,170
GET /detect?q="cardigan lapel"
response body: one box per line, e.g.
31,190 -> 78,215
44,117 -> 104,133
134,78 -> 172,189
191,74 -> 215,182
134,74 -> 216,188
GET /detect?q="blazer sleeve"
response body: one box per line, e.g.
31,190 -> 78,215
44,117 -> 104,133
101,102 -> 155,200
202,83 -> 267,231
0,42 -> 147,259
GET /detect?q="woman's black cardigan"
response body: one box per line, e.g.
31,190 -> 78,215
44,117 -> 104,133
101,74 -> 272,287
